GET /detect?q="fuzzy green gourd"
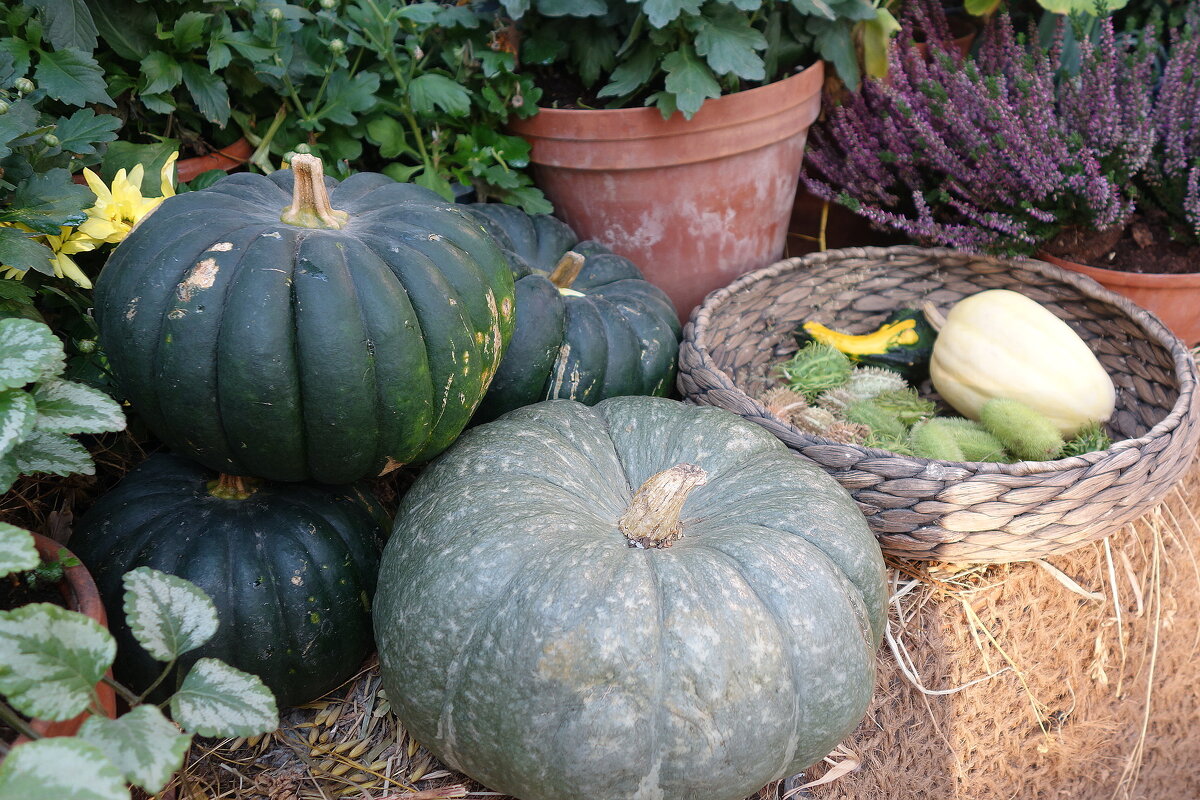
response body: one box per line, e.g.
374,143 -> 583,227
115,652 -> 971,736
871,388 -> 937,427
844,399 -> 906,441
777,343 -> 853,400
911,418 -> 1009,462
979,398 -> 1065,461
909,420 -> 966,461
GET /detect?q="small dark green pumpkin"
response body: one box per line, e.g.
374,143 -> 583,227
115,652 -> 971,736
794,308 -> 937,383
93,156 -> 515,483
71,453 -> 389,708
374,396 -> 887,800
466,203 -> 681,422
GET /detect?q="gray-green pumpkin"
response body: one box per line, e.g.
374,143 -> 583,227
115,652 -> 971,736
374,396 -> 886,800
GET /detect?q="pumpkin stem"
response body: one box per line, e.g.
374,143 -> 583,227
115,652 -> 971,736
208,473 -> 259,501
920,301 -> 947,332
281,154 -> 350,230
618,464 -> 708,549
548,251 -> 585,290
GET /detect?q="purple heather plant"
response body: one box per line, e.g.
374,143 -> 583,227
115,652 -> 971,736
803,14 -> 1157,255
1139,3 -> 1200,243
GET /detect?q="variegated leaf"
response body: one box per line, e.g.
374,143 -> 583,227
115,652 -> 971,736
0,389 -> 35,457
0,453 -> 17,494
79,705 -> 192,793
0,522 -> 39,579
10,429 -> 95,477
0,737 -> 127,800
0,603 -> 115,721
0,318 -> 65,390
32,380 -> 125,435
171,658 -> 278,737
122,567 -> 218,662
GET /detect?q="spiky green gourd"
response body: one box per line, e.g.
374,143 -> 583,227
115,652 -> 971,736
819,367 -> 910,414
777,343 -> 853,400
979,398 -> 1065,461
871,388 -> 937,427
1061,422 -> 1113,457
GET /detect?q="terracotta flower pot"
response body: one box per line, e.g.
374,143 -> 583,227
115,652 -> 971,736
175,138 -> 253,183
17,535 -> 117,740
1038,253 -> 1200,347
508,62 -> 825,321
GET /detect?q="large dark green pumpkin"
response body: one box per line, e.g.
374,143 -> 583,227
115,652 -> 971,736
71,453 -> 389,708
374,396 -> 887,800
466,203 -> 680,421
93,156 -> 515,483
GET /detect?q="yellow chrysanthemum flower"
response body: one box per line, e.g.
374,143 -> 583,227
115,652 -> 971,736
78,151 -> 179,244
1,224 -> 100,289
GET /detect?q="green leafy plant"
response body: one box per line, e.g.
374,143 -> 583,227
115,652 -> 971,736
0,317 -> 126,493
89,0 -> 549,211
21,544 -> 80,589
504,0 -> 881,119
0,524 -> 279,800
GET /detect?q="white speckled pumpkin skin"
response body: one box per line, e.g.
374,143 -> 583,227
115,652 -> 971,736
374,396 -> 887,800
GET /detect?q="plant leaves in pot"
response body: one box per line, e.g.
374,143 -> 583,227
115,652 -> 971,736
501,0 -> 882,320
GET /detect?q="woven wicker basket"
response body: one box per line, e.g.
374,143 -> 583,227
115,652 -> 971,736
677,246 -> 1200,563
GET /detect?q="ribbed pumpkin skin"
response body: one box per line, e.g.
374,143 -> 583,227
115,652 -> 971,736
71,454 -> 389,708
93,171 -> 516,483
466,203 -> 680,422
374,397 -> 886,800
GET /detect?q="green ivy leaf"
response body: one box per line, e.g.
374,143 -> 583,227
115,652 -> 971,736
180,62 -> 229,125
140,50 -> 182,94
51,108 -> 121,155
32,379 -> 124,434
0,228 -> 55,276
0,389 -> 36,458
33,47 -> 113,107
171,658 -> 278,738
0,603 -> 115,721
662,44 -> 721,118
641,0 -> 703,28
0,522 -> 39,579
79,706 -> 192,794
172,11 -> 211,51
86,0 -> 157,61
11,429 -> 94,477
408,73 -> 472,117
0,169 -> 93,234
122,567 -> 218,662
0,737 -> 127,800
693,6 -> 767,80
26,0 -> 98,53
0,318 -> 65,389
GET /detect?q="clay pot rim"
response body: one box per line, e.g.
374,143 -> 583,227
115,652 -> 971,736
1038,251 -> 1200,288
509,61 -> 824,137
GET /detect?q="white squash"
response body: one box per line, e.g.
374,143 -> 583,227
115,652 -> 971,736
929,290 -> 1116,437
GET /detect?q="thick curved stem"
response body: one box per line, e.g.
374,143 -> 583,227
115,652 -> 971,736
281,154 -> 349,229
548,251 -> 585,290
619,464 -> 708,549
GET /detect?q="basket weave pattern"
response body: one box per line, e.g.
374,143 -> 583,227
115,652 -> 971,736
678,246 -> 1200,562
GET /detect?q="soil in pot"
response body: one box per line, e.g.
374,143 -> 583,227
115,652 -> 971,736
1043,215 -> 1200,275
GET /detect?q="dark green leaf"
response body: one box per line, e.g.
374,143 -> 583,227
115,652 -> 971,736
694,6 -> 766,80
181,62 -> 229,126
790,0 -> 838,20
433,4 -> 482,27
0,99 -> 39,159
85,0 -> 156,61
382,163 -> 421,183
534,0 -> 608,15
807,17 -> 858,88
138,92 -> 175,115
0,169 -> 92,233
0,49 -> 15,88
140,51 -> 181,94
397,3 -> 442,24
51,108 -> 120,155
662,44 -> 720,118
0,281 -> 35,304
0,228 -> 54,275
33,47 -> 113,106
598,41 -> 657,98
207,40 -> 231,71
181,169 -> 225,191
415,168 -> 454,200
408,73 -> 471,117
100,140 -> 179,194
500,0 -> 531,18
315,70 -> 379,127
27,0 -> 98,53
224,31 -> 274,62
642,0 -> 703,27
0,38 -> 34,80
502,184 -> 554,215
172,11 -> 211,51
366,116 -> 408,159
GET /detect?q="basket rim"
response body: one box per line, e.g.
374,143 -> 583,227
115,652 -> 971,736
681,245 -> 1198,477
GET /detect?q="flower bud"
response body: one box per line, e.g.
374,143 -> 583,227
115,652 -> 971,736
77,339 -> 98,354
42,133 -> 60,147
294,143 -> 312,154
320,0 -> 338,8
0,100 -> 9,115
268,7 -> 284,21
15,78 -> 34,94
329,38 -> 345,55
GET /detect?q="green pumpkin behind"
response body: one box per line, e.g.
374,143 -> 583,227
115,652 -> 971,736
465,203 -> 681,422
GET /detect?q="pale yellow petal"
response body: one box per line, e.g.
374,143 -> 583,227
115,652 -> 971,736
82,168 -> 112,204
160,152 -> 179,198
52,253 -> 93,289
